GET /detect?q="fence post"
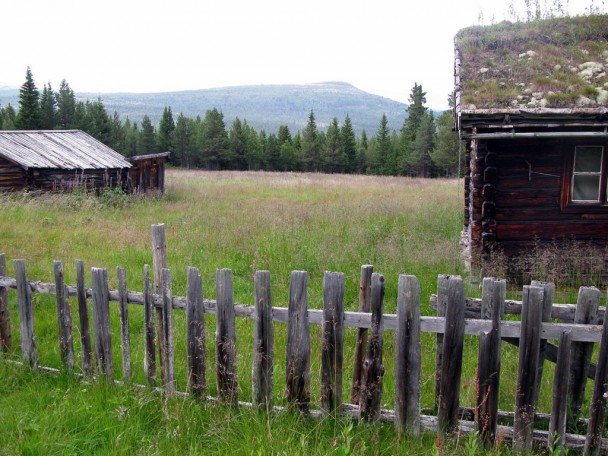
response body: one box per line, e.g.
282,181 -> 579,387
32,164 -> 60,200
91,267 -> 113,380
76,260 -> 92,376
161,268 -> 175,394
54,260 -> 74,372
395,274 -> 421,436
0,253 -> 11,352
253,270 -> 273,408
477,277 -> 505,446
548,330 -> 571,453
530,280 -> 555,408
350,264 -> 373,404
143,264 -> 156,386
321,271 -> 345,414
117,267 -> 131,383
14,259 -> 37,367
513,285 -> 544,454
286,270 -> 310,413
216,268 -> 238,406
434,274 -> 450,411
359,272 -> 385,423
152,223 -> 167,384
567,286 -> 600,431
187,266 -> 206,398
584,289 -> 608,456
438,275 -> 465,435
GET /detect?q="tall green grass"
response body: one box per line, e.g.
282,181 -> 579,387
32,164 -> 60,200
0,170 -> 572,454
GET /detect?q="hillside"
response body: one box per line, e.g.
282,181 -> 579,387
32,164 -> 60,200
0,81 -> 411,135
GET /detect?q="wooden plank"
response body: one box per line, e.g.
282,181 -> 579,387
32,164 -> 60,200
477,278 -> 505,446
14,259 -> 37,367
359,273 -> 385,423
151,223 -> 167,384
321,271 -> 345,414
75,260 -> 92,376
91,267 -> 113,380
584,292 -> 608,456
53,260 -> 74,371
350,265 -> 373,405
186,266 -> 206,398
117,267 -> 131,383
513,285 -> 544,454
0,253 -> 11,352
216,268 -> 238,406
548,331 -> 571,453
252,270 -> 273,408
286,270 -> 310,413
438,276 -> 465,435
394,275 -> 421,436
567,286 -> 600,431
530,280 -> 555,409
143,264 -> 156,387
434,274 -> 449,411
161,268 -> 175,394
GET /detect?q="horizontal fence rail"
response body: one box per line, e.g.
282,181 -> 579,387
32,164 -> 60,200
2,223 -> 608,454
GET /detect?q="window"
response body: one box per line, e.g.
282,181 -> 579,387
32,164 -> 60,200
561,144 -> 608,212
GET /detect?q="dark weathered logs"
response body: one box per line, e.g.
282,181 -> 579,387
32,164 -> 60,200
513,285 -> 544,454
567,286 -> 600,431
321,271 -> 345,414
216,268 -> 238,406
0,253 -> 11,352
434,274 -> 450,411
151,223 -> 167,384
584,291 -> 608,456
53,260 -> 74,371
350,264 -> 373,405
530,280 -> 555,408
395,275 -> 421,436
253,270 -> 273,408
117,267 -> 131,382
548,331 -> 571,453
75,260 -> 92,376
91,267 -> 113,380
438,276 -> 465,435
187,267 -> 206,398
477,278 -> 505,446
286,270 -> 310,413
359,273 -> 385,423
161,268 -> 175,394
14,259 -> 36,367
143,264 -> 156,386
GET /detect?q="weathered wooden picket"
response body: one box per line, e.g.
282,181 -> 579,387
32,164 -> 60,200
1,223 -> 608,454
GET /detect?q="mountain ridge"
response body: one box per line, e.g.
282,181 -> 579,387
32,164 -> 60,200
0,81 -> 421,135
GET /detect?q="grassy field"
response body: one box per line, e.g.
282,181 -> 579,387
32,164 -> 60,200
0,169 -> 584,454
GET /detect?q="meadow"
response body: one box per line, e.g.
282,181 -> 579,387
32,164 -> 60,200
0,169 -> 581,454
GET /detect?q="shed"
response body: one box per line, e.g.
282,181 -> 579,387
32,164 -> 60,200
127,152 -> 170,194
0,130 -> 131,192
454,15 -> 608,279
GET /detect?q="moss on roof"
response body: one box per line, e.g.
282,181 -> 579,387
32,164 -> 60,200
455,14 -> 608,111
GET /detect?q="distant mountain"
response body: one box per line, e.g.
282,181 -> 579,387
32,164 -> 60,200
0,82 -> 412,135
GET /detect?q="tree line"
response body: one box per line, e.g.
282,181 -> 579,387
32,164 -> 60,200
0,68 -> 462,177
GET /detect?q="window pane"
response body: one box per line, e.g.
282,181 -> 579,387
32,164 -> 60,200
573,175 -> 600,200
574,146 -> 603,172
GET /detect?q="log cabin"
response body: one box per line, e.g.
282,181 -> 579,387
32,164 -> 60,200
0,130 -> 168,194
454,15 -> 608,280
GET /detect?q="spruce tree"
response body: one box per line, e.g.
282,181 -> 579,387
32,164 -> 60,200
157,106 -> 175,154
229,117 -> 247,170
15,67 -> 42,130
300,110 -> 319,171
139,115 -> 157,154
56,79 -> 76,129
323,117 -> 343,173
173,113 -> 196,168
376,114 -> 392,175
0,105 -> 17,130
40,83 -> 57,129
341,114 -> 357,173
431,110 -> 462,176
201,108 -> 229,170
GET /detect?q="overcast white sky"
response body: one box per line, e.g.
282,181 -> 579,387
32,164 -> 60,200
2,0 -> 603,109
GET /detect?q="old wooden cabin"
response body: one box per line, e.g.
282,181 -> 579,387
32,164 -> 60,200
454,15 -> 608,278
0,130 -> 168,194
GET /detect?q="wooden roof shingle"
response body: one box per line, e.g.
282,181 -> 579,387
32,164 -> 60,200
0,130 -> 131,170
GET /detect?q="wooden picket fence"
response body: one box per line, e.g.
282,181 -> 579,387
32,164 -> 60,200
1,223 -> 608,454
